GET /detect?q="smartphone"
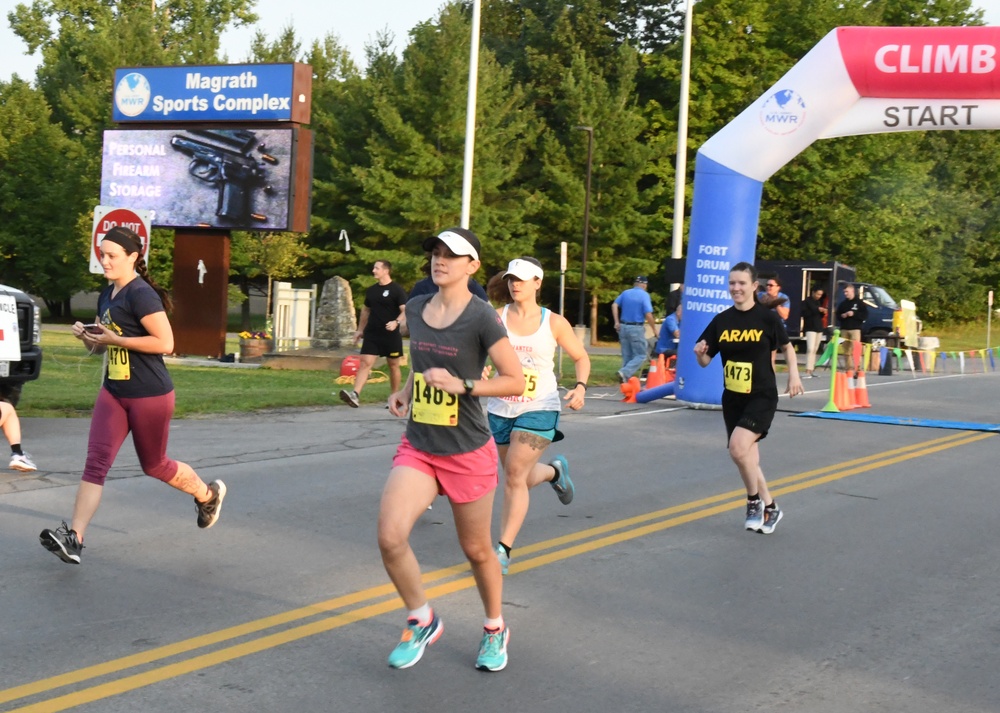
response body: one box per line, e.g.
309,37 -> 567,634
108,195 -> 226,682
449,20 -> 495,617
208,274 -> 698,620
84,324 -> 104,335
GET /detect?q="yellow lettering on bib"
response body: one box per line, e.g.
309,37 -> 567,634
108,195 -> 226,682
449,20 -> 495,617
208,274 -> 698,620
107,345 -> 131,381
724,360 -> 752,394
522,367 -> 539,399
412,373 -> 459,426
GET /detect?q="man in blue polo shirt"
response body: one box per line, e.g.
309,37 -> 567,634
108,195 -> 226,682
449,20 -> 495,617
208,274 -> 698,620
612,276 -> 659,383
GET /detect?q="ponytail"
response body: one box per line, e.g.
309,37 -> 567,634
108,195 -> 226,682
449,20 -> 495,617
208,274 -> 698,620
486,272 -> 514,305
135,257 -> 173,315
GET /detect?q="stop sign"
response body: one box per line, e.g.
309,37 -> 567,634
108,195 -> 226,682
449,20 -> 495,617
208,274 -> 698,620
90,206 -> 152,275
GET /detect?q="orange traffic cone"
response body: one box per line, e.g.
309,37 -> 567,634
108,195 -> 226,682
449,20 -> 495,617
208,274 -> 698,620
644,354 -> 666,390
847,372 -> 859,407
834,371 -> 855,410
855,370 -> 871,408
664,355 -> 677,383
620,376 -> 641,403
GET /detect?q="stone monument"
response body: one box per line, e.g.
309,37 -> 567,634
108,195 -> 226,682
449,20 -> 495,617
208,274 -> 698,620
312,276 -> 358,349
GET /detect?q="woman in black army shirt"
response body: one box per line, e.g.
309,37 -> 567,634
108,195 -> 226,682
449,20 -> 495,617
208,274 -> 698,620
694,262 -> 804,535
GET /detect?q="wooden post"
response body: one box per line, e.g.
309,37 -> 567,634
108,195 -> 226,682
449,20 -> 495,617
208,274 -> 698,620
172,230 -> 230,357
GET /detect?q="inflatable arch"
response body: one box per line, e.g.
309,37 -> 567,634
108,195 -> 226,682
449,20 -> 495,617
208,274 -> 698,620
677,25 -> 1000,407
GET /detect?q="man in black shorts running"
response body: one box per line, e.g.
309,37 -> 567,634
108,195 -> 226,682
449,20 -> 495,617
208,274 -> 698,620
340,260 -> 408,407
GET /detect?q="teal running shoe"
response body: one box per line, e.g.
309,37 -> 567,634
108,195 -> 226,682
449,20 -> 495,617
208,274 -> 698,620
475,626 -> 510,672
495,543 -> 510,575
387,612 -> 443,669
549,455 -> 574,505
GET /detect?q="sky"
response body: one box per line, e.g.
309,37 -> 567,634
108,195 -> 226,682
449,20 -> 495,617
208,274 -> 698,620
1,0 -> 1000,82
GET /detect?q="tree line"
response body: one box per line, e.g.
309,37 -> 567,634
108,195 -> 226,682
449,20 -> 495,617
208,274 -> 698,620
0,0 -> 994,333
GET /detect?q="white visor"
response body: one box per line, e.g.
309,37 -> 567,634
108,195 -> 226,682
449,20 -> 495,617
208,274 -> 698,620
500,258 -> 544,281
429,230 -> 479,261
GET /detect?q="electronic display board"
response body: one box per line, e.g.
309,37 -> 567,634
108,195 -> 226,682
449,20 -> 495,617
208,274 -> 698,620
99,128 -> 313,232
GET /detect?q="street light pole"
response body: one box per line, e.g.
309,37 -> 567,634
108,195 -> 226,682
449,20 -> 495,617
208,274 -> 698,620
574,125 -> 593,328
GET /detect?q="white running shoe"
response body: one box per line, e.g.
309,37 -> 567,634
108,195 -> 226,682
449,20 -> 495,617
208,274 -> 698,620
9,453 -> 37,472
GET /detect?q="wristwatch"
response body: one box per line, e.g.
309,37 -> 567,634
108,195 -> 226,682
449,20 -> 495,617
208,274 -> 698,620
463,378 -> 475,394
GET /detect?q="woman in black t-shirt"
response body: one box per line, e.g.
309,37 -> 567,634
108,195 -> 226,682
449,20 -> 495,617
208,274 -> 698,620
39,227 -> 226,565
694,262 -> 804,535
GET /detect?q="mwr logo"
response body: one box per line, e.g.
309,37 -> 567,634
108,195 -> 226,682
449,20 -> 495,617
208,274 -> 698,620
115,72 -> 151,118
760,89 -> 806,136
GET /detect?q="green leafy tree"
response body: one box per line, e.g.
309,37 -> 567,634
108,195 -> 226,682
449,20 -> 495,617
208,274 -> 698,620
230,230 -> 310,329
345,2 -> 541,298
0,77 -> 90,316
306,33 -> 374,284
5,0 -> 259,315
535,47 -> 662,310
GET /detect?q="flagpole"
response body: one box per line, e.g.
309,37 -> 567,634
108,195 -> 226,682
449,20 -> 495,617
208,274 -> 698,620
460,0 -> 482,229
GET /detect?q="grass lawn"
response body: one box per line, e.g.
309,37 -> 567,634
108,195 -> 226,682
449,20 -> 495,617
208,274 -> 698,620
17,322 -> 992,418
18,331 -> 627,418
920,320 -> 999,352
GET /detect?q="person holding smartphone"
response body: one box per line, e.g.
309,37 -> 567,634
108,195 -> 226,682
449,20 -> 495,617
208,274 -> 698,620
39,226 -> 226,565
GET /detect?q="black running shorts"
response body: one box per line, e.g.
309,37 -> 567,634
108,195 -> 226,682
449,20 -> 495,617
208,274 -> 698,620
721,389 -> 779,443
361,330 -> 404,359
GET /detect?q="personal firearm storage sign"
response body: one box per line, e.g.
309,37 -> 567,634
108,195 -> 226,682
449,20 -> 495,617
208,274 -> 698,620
99,128 -> 313,231
112,63 -> 312,123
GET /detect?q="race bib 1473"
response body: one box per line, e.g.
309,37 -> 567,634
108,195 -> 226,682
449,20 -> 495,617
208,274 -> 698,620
724,360 -> 752,394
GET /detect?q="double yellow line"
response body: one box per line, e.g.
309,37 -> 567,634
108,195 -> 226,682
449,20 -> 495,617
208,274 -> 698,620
3,429 -> 991,712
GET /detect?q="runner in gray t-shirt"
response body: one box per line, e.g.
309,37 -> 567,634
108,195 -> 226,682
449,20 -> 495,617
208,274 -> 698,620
379,227 -> 524,673
404,292 -> 506,455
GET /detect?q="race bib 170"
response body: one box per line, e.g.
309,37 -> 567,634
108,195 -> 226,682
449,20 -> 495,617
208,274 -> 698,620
107,345 -> 131,380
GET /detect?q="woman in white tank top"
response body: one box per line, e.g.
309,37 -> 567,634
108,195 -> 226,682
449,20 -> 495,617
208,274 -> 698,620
486,257 -> 591,575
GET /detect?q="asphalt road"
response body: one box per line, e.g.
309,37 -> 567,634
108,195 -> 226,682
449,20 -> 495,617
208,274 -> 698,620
2,368 -> 999,712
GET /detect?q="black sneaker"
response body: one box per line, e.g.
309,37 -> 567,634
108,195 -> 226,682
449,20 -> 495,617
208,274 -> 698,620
617,371 -> 626,384
340,389 -> 360,408
196,480 -> 227,529
39,522 -> 83,564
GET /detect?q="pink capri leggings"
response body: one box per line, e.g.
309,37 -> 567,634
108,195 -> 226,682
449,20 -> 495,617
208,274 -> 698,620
82,387 -> 179,486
